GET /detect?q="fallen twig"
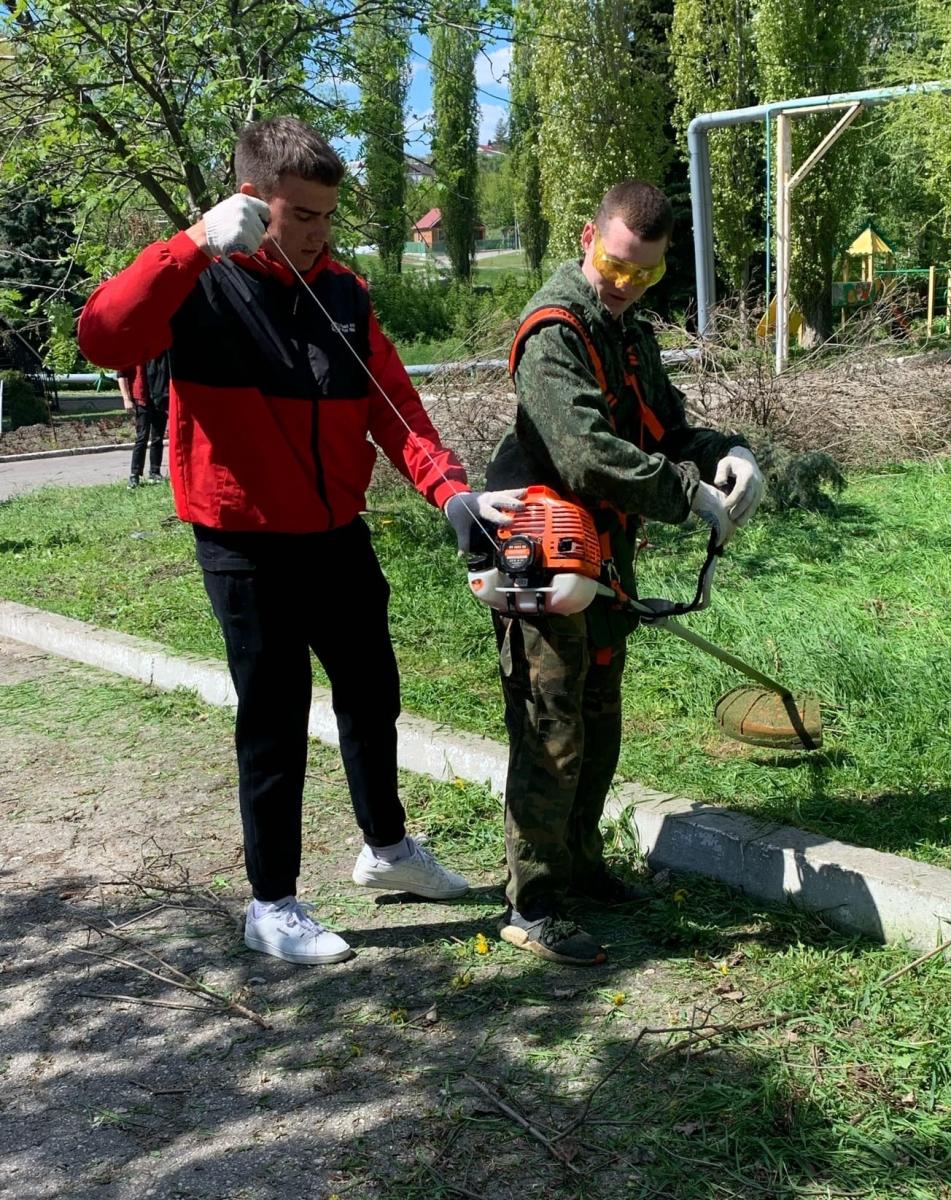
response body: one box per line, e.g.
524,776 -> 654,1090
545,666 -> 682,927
75,990 -> 210,1012
646,1014 -> 789,1064
76,924 -> 271,1028
463,1073 -> 582,1176
130,1082 -> 191,1096
879,936 -> 951,987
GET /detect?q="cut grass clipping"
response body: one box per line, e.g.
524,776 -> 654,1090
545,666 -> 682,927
1,459 -> 949,867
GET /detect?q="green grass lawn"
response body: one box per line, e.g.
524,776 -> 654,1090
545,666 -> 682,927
1,460 -> 950,867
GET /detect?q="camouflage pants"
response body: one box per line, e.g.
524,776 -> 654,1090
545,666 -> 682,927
494,611 -> 626,914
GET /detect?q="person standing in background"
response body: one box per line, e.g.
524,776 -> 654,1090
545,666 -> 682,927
117,350 -> 170,489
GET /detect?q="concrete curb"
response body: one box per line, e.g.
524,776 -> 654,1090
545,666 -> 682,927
0,442 -> 137,464
605,788 -> 951,953
2,598 -> 950,954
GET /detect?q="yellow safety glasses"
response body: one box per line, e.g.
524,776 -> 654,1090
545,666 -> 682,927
592,229 -> 666,290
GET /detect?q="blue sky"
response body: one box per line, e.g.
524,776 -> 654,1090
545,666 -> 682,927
331,35 -> 512,163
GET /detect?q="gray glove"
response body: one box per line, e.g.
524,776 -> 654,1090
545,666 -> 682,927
444,489 -> 526,553
203,194 -> 270,258
690,481 -> 737,548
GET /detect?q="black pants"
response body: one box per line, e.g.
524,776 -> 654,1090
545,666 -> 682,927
130,400 -> 168,478
201,520 -> 405,900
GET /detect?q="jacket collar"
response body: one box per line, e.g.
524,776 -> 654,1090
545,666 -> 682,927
231,245 -> 330,286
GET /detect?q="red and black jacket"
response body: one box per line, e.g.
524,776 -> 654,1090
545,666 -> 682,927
78,230 -> 469,533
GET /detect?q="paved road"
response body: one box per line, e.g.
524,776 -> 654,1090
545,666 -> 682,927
0,447 -> 143,501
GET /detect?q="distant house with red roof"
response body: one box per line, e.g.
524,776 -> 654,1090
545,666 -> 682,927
411,207 -> 486,249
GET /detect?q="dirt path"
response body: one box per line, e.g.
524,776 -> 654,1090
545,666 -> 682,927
0,636 -> 829,1200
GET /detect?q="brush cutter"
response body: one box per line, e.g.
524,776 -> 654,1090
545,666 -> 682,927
262,238 -> 820,752
466,488 -> 822,751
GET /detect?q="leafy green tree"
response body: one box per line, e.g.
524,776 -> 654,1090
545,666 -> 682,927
508,15 -> 548,271
868,0 -> 951,262
532,0 -> 672,260
0,0 -> 328,230
754,0 -> 878,343
0,193 -> 86,352
352,4 -> 410,272
477,153 -> 515,230
431,4 -> 479,281
670,0 -> 762,294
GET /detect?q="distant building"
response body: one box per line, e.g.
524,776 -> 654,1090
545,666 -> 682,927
477,141 -> 507,158
411,208 -> 486,248
405,156 -> 435,185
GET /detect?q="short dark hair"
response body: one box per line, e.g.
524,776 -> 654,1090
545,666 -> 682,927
234,117 -> 345,196
595,180 -> 673,241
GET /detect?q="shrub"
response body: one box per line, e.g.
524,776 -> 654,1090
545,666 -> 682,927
0,370 -> 47,431
754,439 -> 846,512
364,269 -> 454,343
365,268 -> 536,351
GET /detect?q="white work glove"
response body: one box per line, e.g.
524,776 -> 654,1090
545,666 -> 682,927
690,480 -> 737,549
714,445 -> 764,526
202,194 -> 270,258
444,489 -> 526,553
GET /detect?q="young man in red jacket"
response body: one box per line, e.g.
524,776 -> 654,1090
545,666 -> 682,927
117,351 -> 170,488
79,117 -> 521,966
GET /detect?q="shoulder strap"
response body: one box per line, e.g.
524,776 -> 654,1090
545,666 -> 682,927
509,305 -> 612,403
623,346 -> 665,444
509,305 -> 665,444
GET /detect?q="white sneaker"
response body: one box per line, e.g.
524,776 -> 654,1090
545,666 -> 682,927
244,898 -> 351,965
351,836 -> 469,899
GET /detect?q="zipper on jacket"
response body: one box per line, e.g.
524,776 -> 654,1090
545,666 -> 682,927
310,397 -> 332,524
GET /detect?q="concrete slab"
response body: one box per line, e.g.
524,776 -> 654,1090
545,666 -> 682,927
2,597 -> 950,953
607,787 -> 951,952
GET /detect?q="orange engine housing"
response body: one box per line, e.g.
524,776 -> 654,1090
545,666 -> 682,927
496,486 -> 602,580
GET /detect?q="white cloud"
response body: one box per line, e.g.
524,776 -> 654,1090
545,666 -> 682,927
475,45 -> 512,92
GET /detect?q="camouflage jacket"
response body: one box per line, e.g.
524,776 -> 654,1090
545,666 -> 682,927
487,261 -> 747,645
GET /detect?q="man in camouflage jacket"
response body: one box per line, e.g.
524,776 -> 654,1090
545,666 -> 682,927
484,180 -> 764,965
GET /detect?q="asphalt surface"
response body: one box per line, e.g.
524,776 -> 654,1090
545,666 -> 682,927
0,447 -> 141,501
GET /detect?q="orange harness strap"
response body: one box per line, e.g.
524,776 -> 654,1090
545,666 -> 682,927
509,305 -> 665,445
624,345 -> 665,445
509,306 -> 666,661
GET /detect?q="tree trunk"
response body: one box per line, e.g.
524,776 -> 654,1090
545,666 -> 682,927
798,287 -> 833,348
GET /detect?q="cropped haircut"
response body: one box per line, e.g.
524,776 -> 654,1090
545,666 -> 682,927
234,117 -> 345,196
595,180 -> 673,241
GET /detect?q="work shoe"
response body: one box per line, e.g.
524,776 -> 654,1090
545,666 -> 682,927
499,907 -> 607,966
244,897 -> 351,965
352,836 -> 469,899
146,472 -> 163,484
128,474 -> 140,490
571,869 -> 652,905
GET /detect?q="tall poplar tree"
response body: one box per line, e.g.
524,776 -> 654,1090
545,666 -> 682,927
754,0 -> 877,343
533,0 -> 670,260
352,5 -> 410,273
670,0 -> 761,295
431,5 -> 479,281
508,11 -> 548,272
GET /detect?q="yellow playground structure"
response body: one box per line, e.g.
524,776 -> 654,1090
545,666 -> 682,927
832,223 -> 949,337
759,222 -> 950,342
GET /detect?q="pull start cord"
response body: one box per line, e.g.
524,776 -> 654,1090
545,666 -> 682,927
268,236 -> 497,548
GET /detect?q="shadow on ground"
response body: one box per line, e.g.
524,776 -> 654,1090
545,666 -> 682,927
2,869 -> 946,1200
